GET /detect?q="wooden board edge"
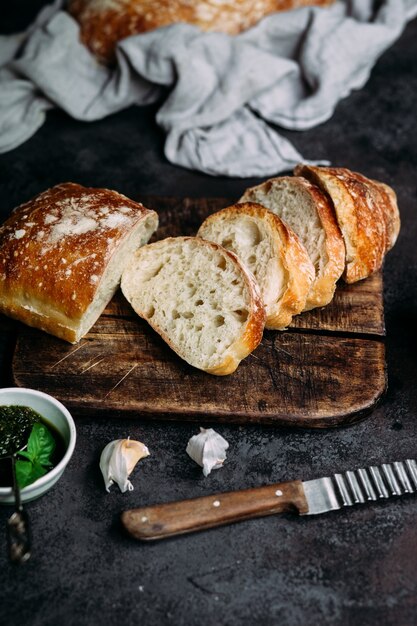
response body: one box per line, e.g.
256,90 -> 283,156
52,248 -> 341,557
12,350 -> 387,429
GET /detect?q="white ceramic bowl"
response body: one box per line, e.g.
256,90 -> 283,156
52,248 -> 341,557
0,387 -> 76,504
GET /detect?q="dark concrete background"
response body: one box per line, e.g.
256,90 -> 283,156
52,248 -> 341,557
0,4 -> 416,625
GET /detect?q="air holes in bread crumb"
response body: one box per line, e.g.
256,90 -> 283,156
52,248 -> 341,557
242,221 -> 262,246
234,309 -> 248,322
214,315 -> 225,327
217,256 -> 227,270
147,264 -> 163,280
187,282 -> 196,296
195,299 -> 204,306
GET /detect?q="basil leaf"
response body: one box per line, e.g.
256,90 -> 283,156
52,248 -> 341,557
26,423 -> 56,466
15,459 -> 47,489
16,450 -> 33,461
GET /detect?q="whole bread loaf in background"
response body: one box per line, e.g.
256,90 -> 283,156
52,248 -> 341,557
0,183 -> 158,342
294,165 -> 400,283
68,0 -> 335,64
121,236 -> 266,375
198,202 -> 315,329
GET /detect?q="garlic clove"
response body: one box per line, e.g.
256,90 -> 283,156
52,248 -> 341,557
100,438 -> 149,493
186,428 -> 229,477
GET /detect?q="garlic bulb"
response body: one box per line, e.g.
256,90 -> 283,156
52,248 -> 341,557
100,438 -> 150,493
186,428 -> 229,477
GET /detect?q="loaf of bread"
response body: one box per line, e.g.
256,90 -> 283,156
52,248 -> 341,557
239,176 -> 345,310
68,0 -> 335,64
294,165 -> 400,283
0,183 -> 158,342
120,236 -> 266,375
197,202 -> 314,329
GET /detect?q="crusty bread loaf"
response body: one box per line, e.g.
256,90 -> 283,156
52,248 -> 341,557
0,183 -> 158,342
294,165 -> 396,284
197,202 -> 315,329
120,236 -> 266,375
68,0 -> 335,64
239,176 -> 345,310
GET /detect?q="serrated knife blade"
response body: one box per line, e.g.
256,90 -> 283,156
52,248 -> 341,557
121,459 -> 417,541
302,459 -> 417,514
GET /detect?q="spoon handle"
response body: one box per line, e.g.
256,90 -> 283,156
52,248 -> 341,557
7,456 -> 31,563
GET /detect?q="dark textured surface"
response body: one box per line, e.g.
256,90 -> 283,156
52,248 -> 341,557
1,5 -> 417,626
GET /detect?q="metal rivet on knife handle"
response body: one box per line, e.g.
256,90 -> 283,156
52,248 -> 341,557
357,468 -> 378,501
393,462 -> 413,494
405,459 -> 417,490
345,471 -> 366,504
369,466 -> 389,498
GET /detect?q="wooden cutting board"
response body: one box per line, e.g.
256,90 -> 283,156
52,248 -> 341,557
12,196 -> 386,428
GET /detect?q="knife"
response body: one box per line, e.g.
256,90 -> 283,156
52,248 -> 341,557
121,459 -> 417,541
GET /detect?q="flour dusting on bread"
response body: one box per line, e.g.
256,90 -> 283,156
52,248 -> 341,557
0,183 -> 158,342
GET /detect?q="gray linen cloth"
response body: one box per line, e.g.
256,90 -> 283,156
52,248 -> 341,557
0,0 -> 416,177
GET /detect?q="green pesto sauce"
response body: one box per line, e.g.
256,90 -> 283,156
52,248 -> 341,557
0,405 -> 42,457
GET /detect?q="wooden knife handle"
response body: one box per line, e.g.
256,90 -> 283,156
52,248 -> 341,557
121,480 -> 308,541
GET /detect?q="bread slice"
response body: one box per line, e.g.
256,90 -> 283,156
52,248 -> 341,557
0,183 -> 158,342
197,203 -> 315,329
294,165 -> 390,283
239,177 -> 345,310
120,236 -> 266,375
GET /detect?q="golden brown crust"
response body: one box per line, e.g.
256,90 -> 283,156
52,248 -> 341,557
0,183 -> 158,342
198,202 -> 314,330
295,165 -> 389,284
373,182 -> 399,250
366,178 -> 400,251
240,176 -> 345,310
68,0 -> 335,64
337,170 -> 400,253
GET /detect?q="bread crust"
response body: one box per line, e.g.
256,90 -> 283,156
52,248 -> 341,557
353,175 -> 400,252
121,236 -> 266,375
240,176 -> 345,310
294,165 -> 389,283
198,202 -> 314,329
0,182 -> 158,342
68,0 -> 335,64
372,181 -> 400,251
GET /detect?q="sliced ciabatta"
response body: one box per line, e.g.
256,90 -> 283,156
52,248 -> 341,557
294,165 -> 391,283
197,203 -> 314,329
239,177 -> 345,310
120,236 -> 266,375
0,183 -> 158,343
